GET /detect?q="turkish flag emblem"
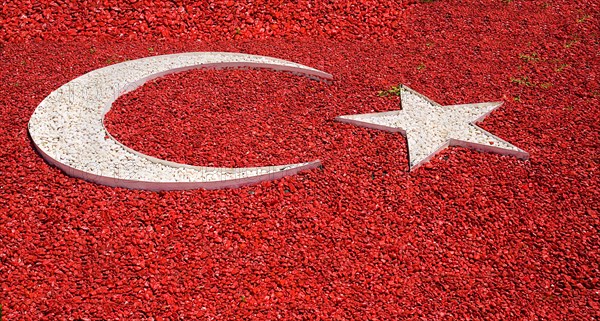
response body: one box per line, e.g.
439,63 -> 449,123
1,1 -> 595,319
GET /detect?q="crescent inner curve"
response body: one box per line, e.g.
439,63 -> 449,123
28,52 -> 332,191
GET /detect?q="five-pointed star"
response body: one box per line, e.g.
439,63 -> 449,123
336,85 -> 529,170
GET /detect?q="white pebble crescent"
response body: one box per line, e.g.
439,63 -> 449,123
336,85 -> 529,170
28,52 -> 332,191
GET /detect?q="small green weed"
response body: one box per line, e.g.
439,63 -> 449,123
519,52 -> 539,62
416,63 -> 426,70
565,37 -> 579,48
577,14 -> 590,23
105,57 -> 129,65
511,76 -> 534,87
378,85 -> 403,97
555,64 -> 568,72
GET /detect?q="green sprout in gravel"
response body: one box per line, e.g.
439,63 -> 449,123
565,36 -> 580,48
519,52 -> 539,62
577,14 -> 590,23
511,76 -> 534,87
378,84 -> 403,97
555,63 -> 568,72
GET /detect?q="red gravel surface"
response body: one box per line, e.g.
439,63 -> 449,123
1,0 -> 599,319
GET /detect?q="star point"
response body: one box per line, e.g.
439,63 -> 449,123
336,85 -> 529,170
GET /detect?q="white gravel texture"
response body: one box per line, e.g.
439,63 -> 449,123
336,85 -> 528,170
28,52 -> 332,190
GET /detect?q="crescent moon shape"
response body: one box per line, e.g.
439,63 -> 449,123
28,52 -> 332,191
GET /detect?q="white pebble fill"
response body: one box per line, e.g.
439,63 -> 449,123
28,52 -> 332,190
336,85 -> 528,170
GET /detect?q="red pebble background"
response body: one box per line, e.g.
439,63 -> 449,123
1,0 -> 599,320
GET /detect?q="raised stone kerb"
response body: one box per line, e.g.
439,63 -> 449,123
28,52 -> 332,191
336,85 -> 529,170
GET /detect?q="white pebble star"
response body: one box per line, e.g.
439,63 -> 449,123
336,85 -> 529,170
